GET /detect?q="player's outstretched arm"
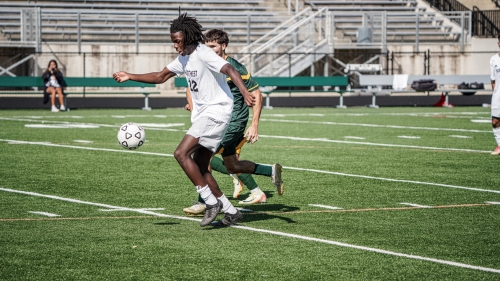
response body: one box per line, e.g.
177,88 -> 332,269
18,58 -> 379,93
113,67 -> 176,84
220,64 -> 255,107
244,88 -> 263,143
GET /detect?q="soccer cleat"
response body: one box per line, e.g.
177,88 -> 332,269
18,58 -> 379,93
60,105 -> 66,111
213,209 -> 243,226
492,146 -> 500,155
238,190 -> 267,205
271,163 -> 284,195
232,176 -> 243,198
200,199 -> 222,227
183,202 -> 206,216
51,106 -> 59,113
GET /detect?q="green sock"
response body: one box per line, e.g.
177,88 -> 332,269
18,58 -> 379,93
210,156 -> 229,174
238,173 -> 258,190
253,164 -> 272,177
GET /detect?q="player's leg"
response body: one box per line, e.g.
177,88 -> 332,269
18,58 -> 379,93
210,156 -> 265,203
55,87 -> 66,111
237,173 -> 267,205
47,87 -> 59,112
223,156 -> 284,196
174,133 -> 222,226
220,129 -> 284,196
188,116 -> 242,226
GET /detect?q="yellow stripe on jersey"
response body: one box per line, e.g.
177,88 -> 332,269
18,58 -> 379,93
247,84 -> 259,92
227,73 -> 251,82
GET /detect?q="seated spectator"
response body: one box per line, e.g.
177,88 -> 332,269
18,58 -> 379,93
42,60 -> 67,112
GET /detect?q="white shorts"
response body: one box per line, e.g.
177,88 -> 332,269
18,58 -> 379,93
186,116 -> 229,153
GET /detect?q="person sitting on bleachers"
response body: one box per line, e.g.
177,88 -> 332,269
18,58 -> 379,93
42,59 -> 67,112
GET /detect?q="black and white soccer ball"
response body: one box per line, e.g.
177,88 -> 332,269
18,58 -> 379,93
117,122 -> 145,150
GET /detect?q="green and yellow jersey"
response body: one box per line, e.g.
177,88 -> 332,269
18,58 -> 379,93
225,56 -> 259,127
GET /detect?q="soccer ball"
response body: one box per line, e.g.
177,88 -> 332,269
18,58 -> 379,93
117,122 -> 145,150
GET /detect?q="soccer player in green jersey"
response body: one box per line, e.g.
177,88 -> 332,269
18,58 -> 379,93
183,29 -> 284,220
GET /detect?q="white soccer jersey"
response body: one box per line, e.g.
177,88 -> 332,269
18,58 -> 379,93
490,53 -> 500,112
167,44 -> 233,123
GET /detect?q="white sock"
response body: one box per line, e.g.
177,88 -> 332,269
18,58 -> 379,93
196,185 -> 217,205
51,105 -> 57,110
60,105 -> 66,110
494,127 -> 500,146
218,194 -> 237,214
250,187 -> 262,194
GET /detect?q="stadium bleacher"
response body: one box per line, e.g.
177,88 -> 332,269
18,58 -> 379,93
0,0 -> 284,45
0,0 -> 468,47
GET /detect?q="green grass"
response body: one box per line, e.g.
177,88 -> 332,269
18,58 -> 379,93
1,107 -> 499,280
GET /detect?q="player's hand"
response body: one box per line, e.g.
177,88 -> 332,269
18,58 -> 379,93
113,71 -> 129,83
242,90 -> 256,107
244,126 -> 258,144
184,103 -> 191,112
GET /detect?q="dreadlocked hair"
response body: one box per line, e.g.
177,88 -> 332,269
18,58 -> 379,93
170,13 -> 205,45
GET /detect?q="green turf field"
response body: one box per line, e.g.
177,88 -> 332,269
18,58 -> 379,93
1,107 -> 499,280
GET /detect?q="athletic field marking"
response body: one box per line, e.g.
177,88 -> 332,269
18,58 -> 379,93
2,139 -> 498,194
73,140 -> 94,144
344,136 -> 366,140
486,201 -> 500,205
283,166 -> 500,194
308,204 -> 343,210
1,116 -> 490,134
259,135 -> 491,154
1,187 -> 498,274
25,124 -> 100,129
449,135 -> 473,139
0,216 -> 157,222
246,203 -> 491,215
399,203 -> 432,208
397,136 -> 421,139
260,118 -> 491,133
471,119 -> 491,123
99,208 -> 165,212
28,211 -> 61,217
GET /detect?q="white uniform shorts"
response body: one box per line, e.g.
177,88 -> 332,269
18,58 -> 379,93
186,116 -> 229,153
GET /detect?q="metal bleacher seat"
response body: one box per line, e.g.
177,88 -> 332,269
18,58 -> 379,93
306,0 -> 461,44
0,2 -> 267,12
0,0 -> 281,45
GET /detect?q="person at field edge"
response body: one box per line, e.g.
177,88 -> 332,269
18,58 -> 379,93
42,59 -> 67,112
490,35 -> 500,155
112,13 -> 256,227
183,29 -> 284,216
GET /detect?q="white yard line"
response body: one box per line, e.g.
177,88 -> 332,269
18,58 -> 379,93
259,135 -> 490,154
283,166 -> 500,194
399,203 -> 432,208
1,139 -> 498,194
308,204 -> 343,210
28,211 -> 61,217
260,119 -> 491,133
1,187 -> 499,274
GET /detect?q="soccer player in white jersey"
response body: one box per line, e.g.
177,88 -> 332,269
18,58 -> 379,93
490,35 -> 500,155
113,13 -> 255,226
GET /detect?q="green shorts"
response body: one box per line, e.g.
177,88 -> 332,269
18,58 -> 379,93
216,123 -> 246,157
